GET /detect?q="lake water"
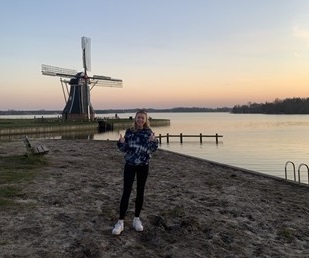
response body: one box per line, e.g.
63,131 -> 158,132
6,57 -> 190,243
2,112 -> 309,184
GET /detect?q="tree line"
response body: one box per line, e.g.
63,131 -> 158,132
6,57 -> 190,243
0,107 -> 231,115
231,97 -> 309,114
2,98 -> 309,115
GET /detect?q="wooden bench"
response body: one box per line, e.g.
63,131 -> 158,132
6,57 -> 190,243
23,136 -> 49,156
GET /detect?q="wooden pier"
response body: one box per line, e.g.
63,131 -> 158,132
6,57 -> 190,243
97,118 -> 170,132
156,133 -> 223,144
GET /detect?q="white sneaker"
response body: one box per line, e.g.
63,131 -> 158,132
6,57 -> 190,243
133,217 -> 143,232
112,220 -> 124,235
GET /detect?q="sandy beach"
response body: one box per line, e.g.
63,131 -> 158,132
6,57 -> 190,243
0,139 -> 309,258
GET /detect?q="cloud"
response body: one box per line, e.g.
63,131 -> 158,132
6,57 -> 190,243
293,51 -> 301,57
293,26 -> 309,46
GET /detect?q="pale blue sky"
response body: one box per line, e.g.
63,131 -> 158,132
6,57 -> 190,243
1,0 -> 309,110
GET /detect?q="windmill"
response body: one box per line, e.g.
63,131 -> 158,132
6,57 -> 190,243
42,36 -> 122,121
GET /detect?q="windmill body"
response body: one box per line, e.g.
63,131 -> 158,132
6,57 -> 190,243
42,37 -> 122,121
62,72 -> 94,121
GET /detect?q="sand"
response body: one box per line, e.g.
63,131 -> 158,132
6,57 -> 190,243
0,139 -> 309,258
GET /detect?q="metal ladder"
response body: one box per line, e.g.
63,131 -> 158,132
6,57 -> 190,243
285,161 -> 309,184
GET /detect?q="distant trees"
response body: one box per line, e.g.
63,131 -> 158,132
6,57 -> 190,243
0,107 -> 232,115
231,97 -> 309,114
4,99 -> 309,115
0,110 -> 61,116
97,107 -> 232,113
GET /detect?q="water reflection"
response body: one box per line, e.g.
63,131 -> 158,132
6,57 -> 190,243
0,123 -> 166,142
0,129 -> 99,142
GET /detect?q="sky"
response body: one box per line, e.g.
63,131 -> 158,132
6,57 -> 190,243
1,0 -> 309,110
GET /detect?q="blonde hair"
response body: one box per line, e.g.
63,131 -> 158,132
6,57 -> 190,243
133,109 -> 150,130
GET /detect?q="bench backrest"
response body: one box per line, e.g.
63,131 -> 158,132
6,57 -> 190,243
23,136 -> 49,156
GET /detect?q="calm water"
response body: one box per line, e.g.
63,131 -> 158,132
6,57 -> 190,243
95,112 -> 309,184
2,112 -> 309,183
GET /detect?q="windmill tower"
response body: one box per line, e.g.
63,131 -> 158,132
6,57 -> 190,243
42,37 -> 122,121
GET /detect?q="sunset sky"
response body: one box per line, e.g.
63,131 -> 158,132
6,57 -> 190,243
1,0 -> 309,110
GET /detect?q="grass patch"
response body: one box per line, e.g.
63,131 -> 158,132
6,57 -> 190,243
0,185 -> 21,197
277,227 -> 296,243
161,205 -> 186,218
0,186 -> 21,207
0,155 -> 47,207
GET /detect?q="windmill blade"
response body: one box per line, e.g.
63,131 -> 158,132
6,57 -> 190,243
81,37 -> 91,72
89,78 -> 123,89
42,64 -> 77,78
92,75 -> 112,80
90,75 -> 122,85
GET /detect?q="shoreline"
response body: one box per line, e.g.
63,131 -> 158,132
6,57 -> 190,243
1,139 -> 309,257
162,148 -> 309,189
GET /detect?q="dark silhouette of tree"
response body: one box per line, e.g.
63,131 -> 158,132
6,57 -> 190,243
231,97 -> 309,114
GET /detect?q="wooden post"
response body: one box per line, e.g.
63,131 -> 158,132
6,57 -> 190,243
180,133 -> 183,143
158,134 -> 162,144
200,133 -> 202,143
167,133 -> 169,143
216,133 -> 219,144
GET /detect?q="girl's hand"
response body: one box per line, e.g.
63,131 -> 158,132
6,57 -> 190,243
149,133 -> 156,141
119,134 -> 125,143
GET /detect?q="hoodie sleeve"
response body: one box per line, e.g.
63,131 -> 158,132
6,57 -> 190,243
148,130 -> 159,154
117,129 -> 129,152
148,139 -> 158,154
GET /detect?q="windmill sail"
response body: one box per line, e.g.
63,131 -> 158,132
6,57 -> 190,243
42,64 -> 77,78
90,77 -> 123,89
81,37 -> 91,72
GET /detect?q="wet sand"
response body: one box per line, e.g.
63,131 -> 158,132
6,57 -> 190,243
0,139 -> 309,258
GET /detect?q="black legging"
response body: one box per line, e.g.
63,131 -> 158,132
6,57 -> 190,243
119,163 -> 149,219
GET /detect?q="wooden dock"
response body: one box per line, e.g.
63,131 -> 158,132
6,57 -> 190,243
156,133 -> 223,144
97,118 -> 170,132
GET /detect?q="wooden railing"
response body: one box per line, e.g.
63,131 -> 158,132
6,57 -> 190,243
156,133 -> 223,144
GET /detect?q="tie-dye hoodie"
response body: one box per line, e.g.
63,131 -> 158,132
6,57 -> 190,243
117,127 -> 158,165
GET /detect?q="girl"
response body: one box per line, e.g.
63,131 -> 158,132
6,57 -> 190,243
112,110 -> 159,235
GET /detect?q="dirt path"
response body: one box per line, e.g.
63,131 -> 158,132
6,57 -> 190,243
0,139 -> 309,258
